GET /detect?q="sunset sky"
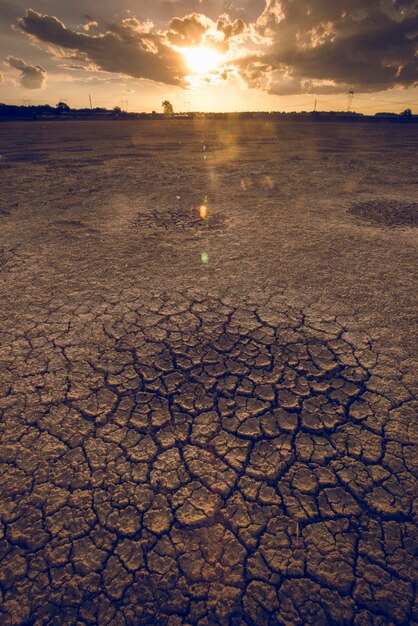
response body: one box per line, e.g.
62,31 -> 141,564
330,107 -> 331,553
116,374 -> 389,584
1,0 -> 417,113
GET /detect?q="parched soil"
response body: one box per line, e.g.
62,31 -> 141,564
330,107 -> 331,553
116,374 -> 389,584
0,119 -> 417,625
349,200 -> 418,227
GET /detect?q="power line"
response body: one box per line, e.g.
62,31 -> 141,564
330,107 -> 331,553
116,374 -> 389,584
357,98 -> 418,106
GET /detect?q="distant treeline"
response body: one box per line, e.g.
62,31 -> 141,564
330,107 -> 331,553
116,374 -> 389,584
0,102 -> 417,123
0,102 -> 137,121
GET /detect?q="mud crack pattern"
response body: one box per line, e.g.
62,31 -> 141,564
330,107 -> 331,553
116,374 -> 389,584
0,290 -> 417,625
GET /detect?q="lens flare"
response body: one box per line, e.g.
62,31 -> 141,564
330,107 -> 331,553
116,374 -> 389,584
200,205 -> 207,219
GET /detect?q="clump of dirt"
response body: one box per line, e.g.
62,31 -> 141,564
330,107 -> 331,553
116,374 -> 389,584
349,200 -> 417,227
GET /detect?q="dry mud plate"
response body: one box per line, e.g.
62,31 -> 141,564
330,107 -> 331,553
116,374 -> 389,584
0,290 -> 417,626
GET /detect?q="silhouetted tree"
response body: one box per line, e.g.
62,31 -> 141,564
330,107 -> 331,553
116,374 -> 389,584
401,108 -> 412,116
162,100 -> 174,116
56,101 -> 70,112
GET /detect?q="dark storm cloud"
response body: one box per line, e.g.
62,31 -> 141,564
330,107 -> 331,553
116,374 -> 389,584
16,9 -> 188,85
241,0 -> 418,94
6,55 -> 47,88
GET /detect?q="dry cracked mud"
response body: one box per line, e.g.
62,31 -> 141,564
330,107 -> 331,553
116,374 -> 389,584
0,120 -> 417,625
348,201 -> 418,228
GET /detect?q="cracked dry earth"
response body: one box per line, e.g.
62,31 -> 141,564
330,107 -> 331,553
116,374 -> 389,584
0,120 -> 417,625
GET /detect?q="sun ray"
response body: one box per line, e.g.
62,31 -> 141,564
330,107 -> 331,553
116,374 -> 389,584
181,46 -> 223,75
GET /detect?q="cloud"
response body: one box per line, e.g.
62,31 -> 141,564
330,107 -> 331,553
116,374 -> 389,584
5,55 -> 47,89
157,0 -> 263,22
16,9 -> 189,86
239,0 -> 418,94
15,9 -> 247,86
81,21 -> 99,33
12,2 -> 418,95
167,12 -> 245,53
217,16 -> 245,40
168,13 -> 214,48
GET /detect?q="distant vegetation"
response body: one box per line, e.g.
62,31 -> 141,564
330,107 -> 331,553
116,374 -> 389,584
162,100 -> 174,116
0,102 -> 416,123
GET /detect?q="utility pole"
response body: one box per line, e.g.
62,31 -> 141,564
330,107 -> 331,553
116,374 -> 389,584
314,99 -> 317,113
347,89 -> 354,112
89,94 -> 93,109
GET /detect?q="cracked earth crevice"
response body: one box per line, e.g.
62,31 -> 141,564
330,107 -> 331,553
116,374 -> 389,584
0,288 -> 416,626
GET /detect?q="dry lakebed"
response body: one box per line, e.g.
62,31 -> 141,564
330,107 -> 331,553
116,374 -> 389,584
0,119 -> 417,625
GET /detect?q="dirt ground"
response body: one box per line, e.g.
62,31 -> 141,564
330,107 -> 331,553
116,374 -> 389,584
0,119 -> 417,625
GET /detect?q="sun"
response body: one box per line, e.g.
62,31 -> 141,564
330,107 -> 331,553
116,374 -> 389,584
181,46 -> 223,75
